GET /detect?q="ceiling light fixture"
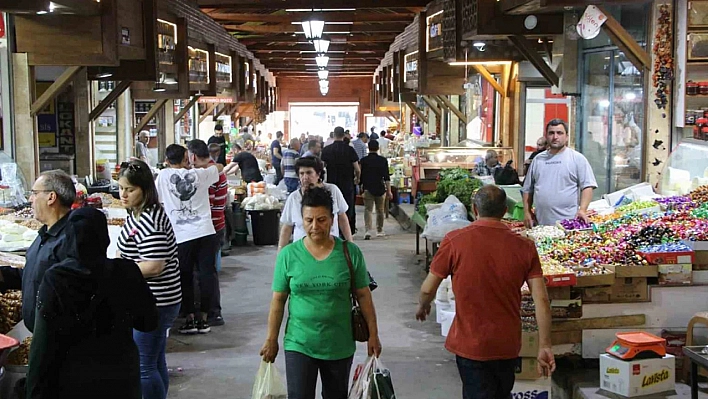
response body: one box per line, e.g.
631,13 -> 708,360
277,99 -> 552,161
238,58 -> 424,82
153,82 -> 166,92
315,55 -> 329,68
473,42 -> 486,52
313,39 -> 330,54
317,69 -> 329,80
302,20 -> 325,41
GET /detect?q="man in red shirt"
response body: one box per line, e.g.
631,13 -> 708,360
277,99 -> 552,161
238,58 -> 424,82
187,139 -> 227,327
416,185 -> 555,399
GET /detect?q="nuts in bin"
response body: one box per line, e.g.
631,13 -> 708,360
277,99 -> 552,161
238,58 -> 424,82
7,337 -> 31,365
0,290 -> 23,334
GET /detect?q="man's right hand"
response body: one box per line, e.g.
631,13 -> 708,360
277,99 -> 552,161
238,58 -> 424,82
415,302 -> 431,322
524,211 -> 537,229
537,347 -> 556,378
259,339 -> 279,363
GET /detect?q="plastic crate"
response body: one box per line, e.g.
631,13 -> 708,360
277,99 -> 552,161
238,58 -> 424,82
0,334 -> 19,368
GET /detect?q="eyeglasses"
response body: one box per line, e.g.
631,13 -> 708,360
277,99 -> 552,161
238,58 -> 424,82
120,162 -> 143,172
30,189 -> 52,196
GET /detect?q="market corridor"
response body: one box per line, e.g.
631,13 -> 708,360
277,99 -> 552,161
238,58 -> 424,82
164,210 -> 461,398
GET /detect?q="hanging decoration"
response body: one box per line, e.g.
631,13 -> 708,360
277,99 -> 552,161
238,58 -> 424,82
653,3 -> 673,112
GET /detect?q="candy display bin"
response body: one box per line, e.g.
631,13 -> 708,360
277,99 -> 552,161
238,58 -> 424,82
660,138 -> 708,195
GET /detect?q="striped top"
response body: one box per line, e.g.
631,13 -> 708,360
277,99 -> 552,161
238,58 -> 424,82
282,148 -> 299,178
117,205 -> 182,307
209,160 -> 228,232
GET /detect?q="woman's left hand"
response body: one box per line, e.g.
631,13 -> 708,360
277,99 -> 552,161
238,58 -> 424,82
367,335 -> 382,358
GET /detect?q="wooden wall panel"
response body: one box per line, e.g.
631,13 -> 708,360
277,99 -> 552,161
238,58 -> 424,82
117,0 -> 146,59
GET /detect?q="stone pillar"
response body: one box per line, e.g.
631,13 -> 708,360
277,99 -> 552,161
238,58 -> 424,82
11,54 -> 37,184
73,69 -> 92,178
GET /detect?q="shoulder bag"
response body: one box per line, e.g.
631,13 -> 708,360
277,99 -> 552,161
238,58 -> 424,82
343,240 -> 370,342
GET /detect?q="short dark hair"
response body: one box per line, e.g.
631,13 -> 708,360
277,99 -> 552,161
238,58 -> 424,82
187,139 -> 210,159
165,144 -> 186,165
308,140 -> 319,150
208,143 -> 221,155
301,186 -> 333,216
38,170 -> 76,208
276,131 -> 284,138
329,131 -> 334,138
333,126 -> 345,138
546,118 -> 568,134
357,132 -> 368,139
214,125 -> 223,132
118,160 -> 160,215
368,140 -> 380,151
473,185 -> 507,218
295,156 -> 325,178
380,130 -> 387,136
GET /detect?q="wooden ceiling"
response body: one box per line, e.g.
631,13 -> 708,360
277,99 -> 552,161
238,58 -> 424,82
199,0 -> 429,78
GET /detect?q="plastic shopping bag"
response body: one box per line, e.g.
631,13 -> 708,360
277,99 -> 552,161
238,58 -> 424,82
348,356 -> 375,399
251,361 -> 287,399
348,357 -> 396,399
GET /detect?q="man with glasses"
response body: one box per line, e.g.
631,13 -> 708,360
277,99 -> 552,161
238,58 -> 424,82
0,170 -> 76,332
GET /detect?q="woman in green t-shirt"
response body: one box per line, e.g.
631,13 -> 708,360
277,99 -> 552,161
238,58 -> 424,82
260,187 -> 381,399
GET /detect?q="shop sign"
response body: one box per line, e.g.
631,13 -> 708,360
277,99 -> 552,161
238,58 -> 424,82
576,5 -> 607,40
36,82 -> 57,148
426,10 -> 444,52
121,27 -> 130,45
198,96 -> 233,104
57,96 -> 75,155
404,51 -> 418,83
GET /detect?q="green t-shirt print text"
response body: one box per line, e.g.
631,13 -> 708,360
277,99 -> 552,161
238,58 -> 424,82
273,238 -> 369,360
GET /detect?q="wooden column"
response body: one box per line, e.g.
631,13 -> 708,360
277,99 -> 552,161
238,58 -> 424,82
11,54 -> 38,183
73,69 -> 92,178
164,100 -> 175,146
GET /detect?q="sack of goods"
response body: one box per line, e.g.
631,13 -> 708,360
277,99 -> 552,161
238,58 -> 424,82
251,361 -> 287,399
421,195 -> 471,242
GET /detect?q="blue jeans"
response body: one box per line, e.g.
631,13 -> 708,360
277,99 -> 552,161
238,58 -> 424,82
134,303 -> 180,399
456,356 -> 516,399
284,177 -> 300,193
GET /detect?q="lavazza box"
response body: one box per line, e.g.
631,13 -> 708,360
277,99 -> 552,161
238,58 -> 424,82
600,354 -> 675,397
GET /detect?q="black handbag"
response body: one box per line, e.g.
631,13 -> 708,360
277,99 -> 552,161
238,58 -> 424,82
343,241 -> 370,343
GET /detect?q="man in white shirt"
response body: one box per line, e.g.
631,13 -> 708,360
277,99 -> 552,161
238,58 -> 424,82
156,144 -> 220,335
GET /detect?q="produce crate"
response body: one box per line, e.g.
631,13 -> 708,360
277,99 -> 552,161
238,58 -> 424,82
637,250 -> 694,265
581,277 -> 649,303
544,273 -> 577,287
607,264 -> 659,278
573,267 -> 615,287
550,298 -> 582,319
658,264 -> 692,285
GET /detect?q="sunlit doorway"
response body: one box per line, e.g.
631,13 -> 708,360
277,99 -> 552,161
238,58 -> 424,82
289,102 -> 359,140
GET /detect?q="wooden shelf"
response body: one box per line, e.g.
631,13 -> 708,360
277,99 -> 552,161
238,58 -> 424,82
685,94 -> 708,98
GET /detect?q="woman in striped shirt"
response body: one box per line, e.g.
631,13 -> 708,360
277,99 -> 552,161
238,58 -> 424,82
117,160 -> 182,399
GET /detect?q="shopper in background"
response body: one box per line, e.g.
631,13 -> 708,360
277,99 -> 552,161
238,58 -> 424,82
278,157 -> 353,250
116,160 -> 181,399
271,131 -> 284,185
523,137 -> 548,176
27,208 -> 158,399
208,125 -> 228,166
208,143 -> 221,164
156,144 -> 220,335
351,132 -> 369,161
324,131 -> 335,148
261,187 -> 381,399
241,127 -> 255,145
282,138 -> 302,193
224,143 -> 263,182
360,140 -> 392,240
522,118 -> 597,228
186,140 -> 227,327
372,132 -> 391,158
321,126 -> 361,235
135,130 -> 151,165
475,149 -> 502,177
0,170 -> 75,333
416,186 -> 555,399
302,139 -> 322,158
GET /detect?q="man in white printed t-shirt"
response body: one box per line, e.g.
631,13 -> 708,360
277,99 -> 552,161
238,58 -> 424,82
522,118 -> 598,228
156,144 -> 220,335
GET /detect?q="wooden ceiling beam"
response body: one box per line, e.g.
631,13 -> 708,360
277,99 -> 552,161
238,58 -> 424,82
226,23 -> 409,34
239,34 -> 398,45
260,56 -> 382,61
198,0 -> 429,7
248,42 -> 390,51
208,12 -> 415,23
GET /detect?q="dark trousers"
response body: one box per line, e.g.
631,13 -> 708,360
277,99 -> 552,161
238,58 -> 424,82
274,165 -> 283,185
177,234 -> 219,317
285,351 -> 353,399
456,356 -> 516,399
341,187 -> 356,234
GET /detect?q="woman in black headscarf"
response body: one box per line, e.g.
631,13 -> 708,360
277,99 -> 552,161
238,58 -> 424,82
26,208 -> 158,399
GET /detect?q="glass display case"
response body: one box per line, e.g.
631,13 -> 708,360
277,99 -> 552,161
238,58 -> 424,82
92,81 -> 119,166
660,138 -> 708,195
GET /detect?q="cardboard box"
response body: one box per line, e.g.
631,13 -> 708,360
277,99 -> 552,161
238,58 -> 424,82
546,286 -> 571,300
512,377 -> 551,399
612,277 -> 649,302
544,273 -> 577,287
607,264 -> 659,278
519,331 -> 539,357
600,354 -> 675,397
681,240 -> 708,251
515,357 -> 541,380
658,264 -> 692,285
574,267 -> 615,287
638,251 -> 694,265
550,298 -> 582,319
694,263 -> 708,271
693,270 -> 708,284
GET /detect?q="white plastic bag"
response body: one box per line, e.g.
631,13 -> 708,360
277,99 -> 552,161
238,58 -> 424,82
348,356 -> 376,399
251,361 -> 287,399
348,357 -> 396,399
421,195 -> 471,242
